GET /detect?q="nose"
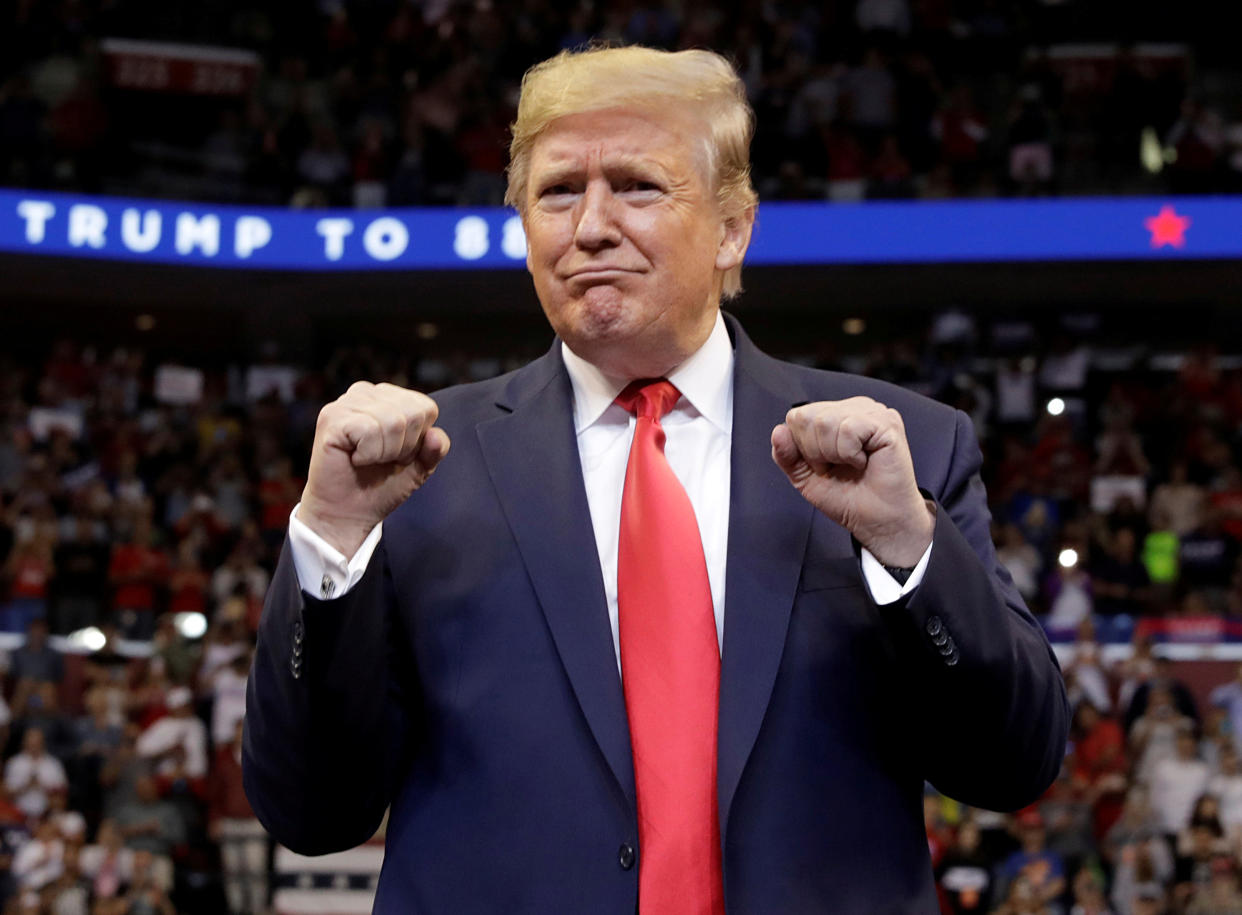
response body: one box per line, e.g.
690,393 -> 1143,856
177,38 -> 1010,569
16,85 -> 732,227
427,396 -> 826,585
573,180 -> 621,251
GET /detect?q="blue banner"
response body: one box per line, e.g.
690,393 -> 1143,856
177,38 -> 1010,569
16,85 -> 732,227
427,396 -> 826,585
1,188 -> 1237,270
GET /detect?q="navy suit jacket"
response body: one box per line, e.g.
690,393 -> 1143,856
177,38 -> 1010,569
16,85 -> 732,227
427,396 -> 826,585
244,315 -> 1068,913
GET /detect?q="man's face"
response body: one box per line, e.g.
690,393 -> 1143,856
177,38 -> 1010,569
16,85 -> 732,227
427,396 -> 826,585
522,106 -> 751,379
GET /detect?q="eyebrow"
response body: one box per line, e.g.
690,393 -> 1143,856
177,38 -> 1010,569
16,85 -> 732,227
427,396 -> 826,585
532,152 -> 674,187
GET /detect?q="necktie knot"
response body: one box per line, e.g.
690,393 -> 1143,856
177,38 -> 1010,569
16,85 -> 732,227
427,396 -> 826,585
615,379 -> 681,421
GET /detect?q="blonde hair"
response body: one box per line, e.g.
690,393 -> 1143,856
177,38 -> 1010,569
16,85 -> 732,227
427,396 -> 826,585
506,45 -> 757,299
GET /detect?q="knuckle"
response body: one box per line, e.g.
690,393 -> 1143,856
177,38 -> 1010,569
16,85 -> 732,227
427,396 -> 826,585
317,401 -> 346,432
417,394 -> 439,423
351,413 -> 376,441
384,415 -> 406,438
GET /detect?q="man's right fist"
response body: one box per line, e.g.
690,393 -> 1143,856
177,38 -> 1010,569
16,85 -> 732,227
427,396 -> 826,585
297,381 -> 450,558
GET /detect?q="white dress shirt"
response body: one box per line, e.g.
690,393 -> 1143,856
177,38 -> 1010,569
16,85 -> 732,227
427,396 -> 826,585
287,312 -> 931,667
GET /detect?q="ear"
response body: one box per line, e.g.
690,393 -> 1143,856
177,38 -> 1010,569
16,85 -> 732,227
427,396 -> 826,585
716,205 -> 755,272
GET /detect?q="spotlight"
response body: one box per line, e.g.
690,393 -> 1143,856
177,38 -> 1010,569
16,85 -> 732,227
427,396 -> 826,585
174,612 -> 208,639
67,627 -> 107,652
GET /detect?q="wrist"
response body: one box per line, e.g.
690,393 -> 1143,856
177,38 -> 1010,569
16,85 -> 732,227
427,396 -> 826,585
862,499 -> 936,567
294,501 -> 374,560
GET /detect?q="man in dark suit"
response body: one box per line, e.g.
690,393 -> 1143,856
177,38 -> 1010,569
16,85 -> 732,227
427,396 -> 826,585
243,45 -> 1068,913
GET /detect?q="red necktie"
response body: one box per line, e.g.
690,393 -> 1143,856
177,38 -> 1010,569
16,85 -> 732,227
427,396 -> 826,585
615,379 -> 725,915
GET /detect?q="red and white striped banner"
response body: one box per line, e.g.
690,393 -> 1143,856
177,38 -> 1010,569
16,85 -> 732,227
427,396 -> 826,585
101,38 -> 260,96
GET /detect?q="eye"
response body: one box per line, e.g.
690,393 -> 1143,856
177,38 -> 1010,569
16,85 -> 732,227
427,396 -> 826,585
619,179 -> 662,198
536,183 -> 578,209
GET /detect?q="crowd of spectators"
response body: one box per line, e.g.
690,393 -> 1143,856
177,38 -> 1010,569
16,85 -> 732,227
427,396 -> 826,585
849,310 -> 1242,912
4,4 -> 1242,915
3,0 -> 1242,208
0,311 -> 1240,912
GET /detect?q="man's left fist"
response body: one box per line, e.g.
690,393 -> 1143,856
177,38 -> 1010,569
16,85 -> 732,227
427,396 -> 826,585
771,397 -> 935,567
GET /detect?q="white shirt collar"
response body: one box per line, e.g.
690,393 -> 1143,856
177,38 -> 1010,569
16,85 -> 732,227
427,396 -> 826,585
560,311 -> 734,434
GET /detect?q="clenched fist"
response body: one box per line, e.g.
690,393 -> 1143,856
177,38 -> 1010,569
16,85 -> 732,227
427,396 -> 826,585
771,397 -> 934,567
298,381 -> 450,558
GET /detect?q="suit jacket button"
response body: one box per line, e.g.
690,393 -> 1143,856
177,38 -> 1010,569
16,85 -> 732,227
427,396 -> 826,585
290,657 -> 303,678
618,844 -> 635,870
925,616 -> 943,637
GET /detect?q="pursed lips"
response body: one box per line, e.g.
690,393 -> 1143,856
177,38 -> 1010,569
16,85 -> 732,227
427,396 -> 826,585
564,267 -> 642,283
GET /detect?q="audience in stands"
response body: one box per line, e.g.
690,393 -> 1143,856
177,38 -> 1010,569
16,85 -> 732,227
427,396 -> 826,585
1,294 -> 1242,915
1,1 -> 1238,205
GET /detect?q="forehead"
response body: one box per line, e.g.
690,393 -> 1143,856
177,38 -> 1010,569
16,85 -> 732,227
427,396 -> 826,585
528,106 -> 710,180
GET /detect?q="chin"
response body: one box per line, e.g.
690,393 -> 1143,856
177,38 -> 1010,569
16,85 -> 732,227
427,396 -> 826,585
552,289 -> 644,353
543,288 -> 705,378
574,287 -> 633,339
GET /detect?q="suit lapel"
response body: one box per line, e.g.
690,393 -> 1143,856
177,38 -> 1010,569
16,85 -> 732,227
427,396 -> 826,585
473,321 -> 823,834
475,349 -> 636,815
717,317 -> 817,837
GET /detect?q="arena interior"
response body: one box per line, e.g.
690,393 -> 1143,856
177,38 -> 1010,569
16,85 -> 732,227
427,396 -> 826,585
3,1 -> 1242,913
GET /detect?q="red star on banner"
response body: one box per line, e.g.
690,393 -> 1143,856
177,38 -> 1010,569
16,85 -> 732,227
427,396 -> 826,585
1144,204 -> 1191,248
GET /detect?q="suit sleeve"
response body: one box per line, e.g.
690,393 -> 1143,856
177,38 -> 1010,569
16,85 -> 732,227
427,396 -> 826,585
891,409 -> 1069,811
243,537 -> 417,854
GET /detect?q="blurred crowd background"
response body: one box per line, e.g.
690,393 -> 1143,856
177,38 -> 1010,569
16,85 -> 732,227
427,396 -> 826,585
2,0 -> 1242,207
2,313 -> 1242,914
4,1 -> 1242,915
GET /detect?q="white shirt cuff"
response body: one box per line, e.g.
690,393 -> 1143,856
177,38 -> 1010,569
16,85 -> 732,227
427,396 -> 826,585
859,540 -> 933,606
287,504 -> 383,600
